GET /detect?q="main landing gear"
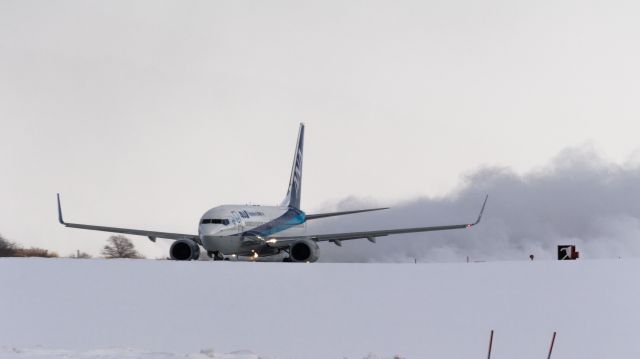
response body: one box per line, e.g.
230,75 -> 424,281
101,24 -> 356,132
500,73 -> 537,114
281,248 -> 291,262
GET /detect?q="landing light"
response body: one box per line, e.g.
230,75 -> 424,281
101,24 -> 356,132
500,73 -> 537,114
267,238 -> 277,244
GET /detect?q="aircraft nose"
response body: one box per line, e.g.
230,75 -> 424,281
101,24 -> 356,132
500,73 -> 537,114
200,224 -> 223,233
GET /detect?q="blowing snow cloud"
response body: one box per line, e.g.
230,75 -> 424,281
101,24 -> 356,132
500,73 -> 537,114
311,146 -> 640,263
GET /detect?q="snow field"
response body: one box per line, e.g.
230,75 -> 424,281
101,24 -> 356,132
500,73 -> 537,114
1,258 -> 639,358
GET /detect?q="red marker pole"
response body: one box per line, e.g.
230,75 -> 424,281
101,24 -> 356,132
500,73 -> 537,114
547,332 -> 557,359
487,330 -> 494,359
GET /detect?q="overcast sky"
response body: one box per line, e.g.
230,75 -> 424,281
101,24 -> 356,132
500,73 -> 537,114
1,0 -> 639,259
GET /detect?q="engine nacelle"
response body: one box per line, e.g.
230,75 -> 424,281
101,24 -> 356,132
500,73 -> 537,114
289,239 -> 319,262
170,239 -> 201,261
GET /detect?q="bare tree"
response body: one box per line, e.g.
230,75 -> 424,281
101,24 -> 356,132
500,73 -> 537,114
15,247 -> 58,258
0,234 -> 17,257
0,234 -> 58,257
101,235 -> 144,259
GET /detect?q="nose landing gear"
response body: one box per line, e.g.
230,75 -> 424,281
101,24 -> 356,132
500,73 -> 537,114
207,251 -> 225,261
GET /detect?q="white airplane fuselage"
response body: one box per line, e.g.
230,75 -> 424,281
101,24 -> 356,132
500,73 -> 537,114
198,205 -> 306,256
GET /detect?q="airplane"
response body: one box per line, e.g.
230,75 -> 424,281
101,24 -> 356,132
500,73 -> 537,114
57,123 -> 488,262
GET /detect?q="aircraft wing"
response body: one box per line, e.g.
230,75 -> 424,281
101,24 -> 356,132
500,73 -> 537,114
268,195 -> 488,248
57,194 -> 200,243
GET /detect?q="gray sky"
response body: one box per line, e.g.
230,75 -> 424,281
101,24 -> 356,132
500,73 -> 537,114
1,0 -> 639,259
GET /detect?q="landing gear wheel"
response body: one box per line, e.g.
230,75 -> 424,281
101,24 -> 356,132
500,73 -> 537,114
283,257 -> 292,262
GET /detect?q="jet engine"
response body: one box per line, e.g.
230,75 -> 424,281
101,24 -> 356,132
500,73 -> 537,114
289,239 -> 319,262
170,239 -> 201,261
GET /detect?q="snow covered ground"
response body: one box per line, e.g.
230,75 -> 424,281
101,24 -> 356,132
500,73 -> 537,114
0,347 -> 263,359
1,258 -> 639,359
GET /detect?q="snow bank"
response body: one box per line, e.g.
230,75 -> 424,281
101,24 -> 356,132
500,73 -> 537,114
1,258 -> 639,358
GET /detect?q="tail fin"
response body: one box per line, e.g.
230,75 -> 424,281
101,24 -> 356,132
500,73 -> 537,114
281,123 -> 305,209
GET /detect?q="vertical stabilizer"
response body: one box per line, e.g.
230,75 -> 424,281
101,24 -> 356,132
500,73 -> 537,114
281,123 -> 305,209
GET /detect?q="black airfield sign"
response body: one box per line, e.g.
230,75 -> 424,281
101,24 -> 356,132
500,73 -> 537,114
558,245 -> 579,260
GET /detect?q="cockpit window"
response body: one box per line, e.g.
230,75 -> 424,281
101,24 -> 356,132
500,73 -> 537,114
201,219 -> 230,225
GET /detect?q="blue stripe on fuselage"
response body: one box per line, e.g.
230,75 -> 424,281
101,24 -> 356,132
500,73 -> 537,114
238,208 -> 306,237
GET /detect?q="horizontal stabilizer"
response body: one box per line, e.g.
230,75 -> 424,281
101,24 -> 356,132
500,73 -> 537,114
305,207 -> 389,220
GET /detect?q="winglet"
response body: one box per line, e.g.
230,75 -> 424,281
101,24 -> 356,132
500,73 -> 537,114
57,193 -> 66,225
468,195 -> 488,227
